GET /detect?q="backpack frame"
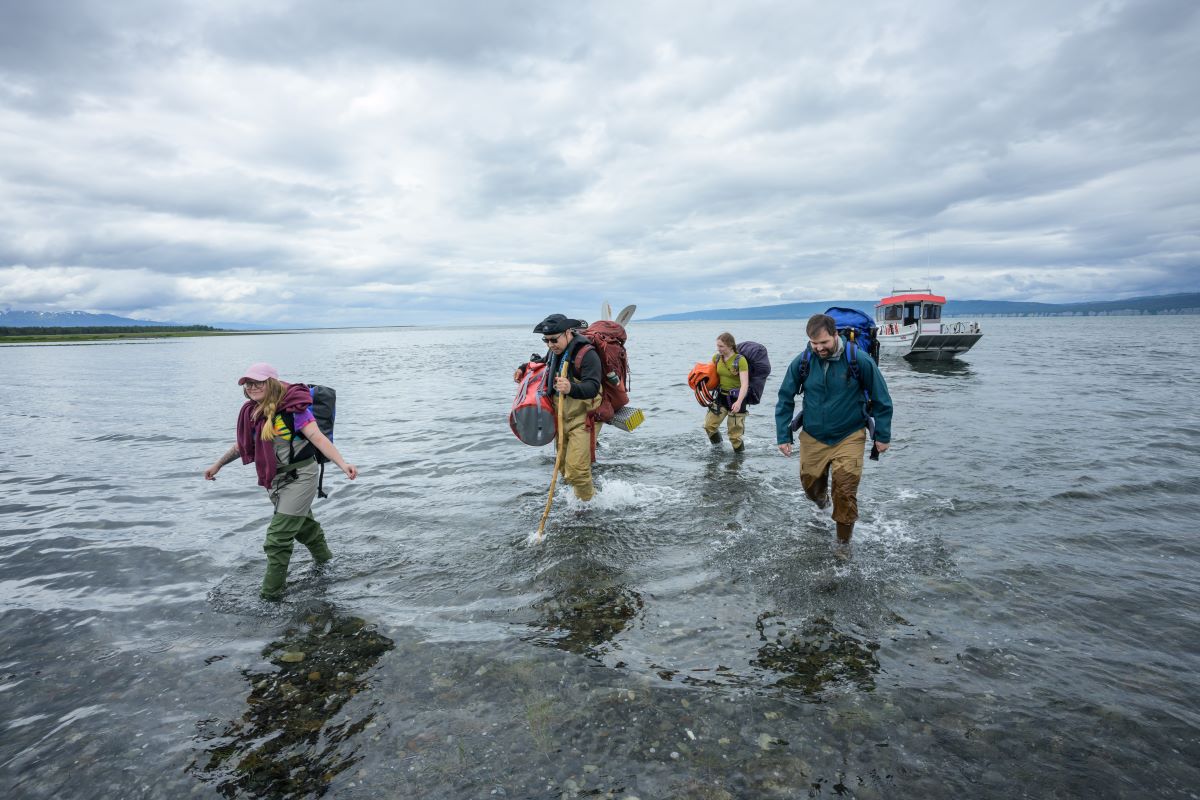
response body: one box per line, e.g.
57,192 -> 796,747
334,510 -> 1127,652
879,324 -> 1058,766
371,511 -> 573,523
280,384 -> 336,498
571,321 -> 630,423
720,341 -> 772,406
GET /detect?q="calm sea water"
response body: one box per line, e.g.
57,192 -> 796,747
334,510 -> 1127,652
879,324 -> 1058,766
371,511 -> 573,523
1,316 -> 1198,799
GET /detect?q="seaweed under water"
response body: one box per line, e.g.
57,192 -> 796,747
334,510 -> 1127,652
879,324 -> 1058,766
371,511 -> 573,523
190,604 -> 394,798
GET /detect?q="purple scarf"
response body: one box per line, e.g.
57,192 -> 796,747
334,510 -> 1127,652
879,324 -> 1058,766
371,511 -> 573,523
237,382 -> 315,488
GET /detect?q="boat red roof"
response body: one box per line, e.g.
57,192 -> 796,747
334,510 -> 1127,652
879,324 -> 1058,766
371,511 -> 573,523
878,293 -> 946,306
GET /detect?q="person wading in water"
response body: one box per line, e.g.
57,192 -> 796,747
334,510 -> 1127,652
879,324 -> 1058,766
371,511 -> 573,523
703,332 -> 750,453
515,314 -> 603,502
775,315 -> 893,554
205,363 -> 357,600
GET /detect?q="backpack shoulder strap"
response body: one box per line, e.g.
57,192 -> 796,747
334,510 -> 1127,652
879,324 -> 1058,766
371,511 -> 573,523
281,410 -> 312,442
572,341 -> 595,372
279,409 -> 316,466
845,342 -> 871,401
798,349 -> 812,392
277,411 -> 297,467
280,410 -> 298,435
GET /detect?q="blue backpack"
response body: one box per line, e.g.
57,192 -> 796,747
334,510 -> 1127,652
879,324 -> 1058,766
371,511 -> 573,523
795,307 -> 880,391
824,307 -> 879,361
791,308 -> 881,459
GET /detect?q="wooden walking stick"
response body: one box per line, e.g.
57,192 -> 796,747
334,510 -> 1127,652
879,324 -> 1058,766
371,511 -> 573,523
535,361 -> 570,543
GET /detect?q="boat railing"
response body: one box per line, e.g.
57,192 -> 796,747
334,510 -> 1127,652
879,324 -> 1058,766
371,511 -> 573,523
938,322 -> 982,334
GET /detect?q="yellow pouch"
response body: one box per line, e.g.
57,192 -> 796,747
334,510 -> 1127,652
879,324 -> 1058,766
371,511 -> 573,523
608,406 -> 645,432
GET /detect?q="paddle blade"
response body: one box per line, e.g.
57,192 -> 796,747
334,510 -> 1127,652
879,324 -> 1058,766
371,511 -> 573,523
616,304 -> 636,326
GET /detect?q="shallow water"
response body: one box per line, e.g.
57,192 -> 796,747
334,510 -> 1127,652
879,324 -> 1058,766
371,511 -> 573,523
2,316 -> 1198,799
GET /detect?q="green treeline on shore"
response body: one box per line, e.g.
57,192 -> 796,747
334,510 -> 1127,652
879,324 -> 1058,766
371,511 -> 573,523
0,325 -> 253,344
1,325 -> 220,336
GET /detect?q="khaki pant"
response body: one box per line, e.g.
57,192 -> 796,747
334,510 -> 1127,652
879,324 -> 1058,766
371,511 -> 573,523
799,429 -> 866,524
704,407 -> 747,448
558,394 -> 602,501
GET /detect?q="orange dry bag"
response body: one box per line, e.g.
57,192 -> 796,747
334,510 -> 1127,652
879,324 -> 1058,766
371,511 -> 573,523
687,361 -> 720,407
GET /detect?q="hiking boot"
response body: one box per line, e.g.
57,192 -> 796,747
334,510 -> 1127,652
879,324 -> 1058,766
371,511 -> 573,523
836,522 -> 854,543
732,442 -> 744,453
833,541 -> 852,562
708,431 -> 722,444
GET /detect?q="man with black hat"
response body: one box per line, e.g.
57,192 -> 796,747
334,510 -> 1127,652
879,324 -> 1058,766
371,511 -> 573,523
517,313 -> 604,501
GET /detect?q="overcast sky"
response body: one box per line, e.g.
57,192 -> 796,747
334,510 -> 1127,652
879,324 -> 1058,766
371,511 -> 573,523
1,0 -> 1197,325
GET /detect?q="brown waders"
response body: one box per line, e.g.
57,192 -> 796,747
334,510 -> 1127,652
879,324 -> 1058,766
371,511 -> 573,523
798,429 -> 866,542
559,394 -> 602,501
703,403 -> 747,451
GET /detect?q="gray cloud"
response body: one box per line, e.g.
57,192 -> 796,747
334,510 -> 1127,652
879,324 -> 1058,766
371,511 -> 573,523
1,0 -> 1197,325
202,0 -> 585,67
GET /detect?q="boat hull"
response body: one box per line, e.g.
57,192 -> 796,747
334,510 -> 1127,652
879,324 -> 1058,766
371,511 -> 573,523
878,331 -> 983,361
901,332 -> 983,361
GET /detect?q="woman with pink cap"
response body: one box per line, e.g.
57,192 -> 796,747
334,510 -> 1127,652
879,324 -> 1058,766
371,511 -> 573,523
204,362 -> 357,600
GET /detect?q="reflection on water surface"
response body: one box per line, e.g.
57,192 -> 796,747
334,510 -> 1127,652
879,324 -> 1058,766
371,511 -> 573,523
1,318 -> 1198,798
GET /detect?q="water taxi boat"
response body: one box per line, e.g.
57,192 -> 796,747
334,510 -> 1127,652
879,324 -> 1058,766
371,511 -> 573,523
875,289 -> 982,361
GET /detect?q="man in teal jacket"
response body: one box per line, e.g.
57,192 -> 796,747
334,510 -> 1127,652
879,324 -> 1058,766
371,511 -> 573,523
775,314 -> 894,547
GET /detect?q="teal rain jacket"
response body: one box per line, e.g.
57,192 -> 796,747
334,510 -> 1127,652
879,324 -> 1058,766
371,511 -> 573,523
774,343 -> 894,446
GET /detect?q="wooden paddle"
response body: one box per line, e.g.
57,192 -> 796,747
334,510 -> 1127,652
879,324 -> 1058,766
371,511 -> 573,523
535,360 -> 570,542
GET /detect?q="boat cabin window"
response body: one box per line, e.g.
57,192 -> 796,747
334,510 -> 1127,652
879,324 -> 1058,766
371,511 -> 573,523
904,304 -> 920,325
922,304 -> 942,320
880,305 -> 902,321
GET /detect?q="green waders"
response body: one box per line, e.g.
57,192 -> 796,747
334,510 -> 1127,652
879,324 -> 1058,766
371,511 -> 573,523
261,511 -> 332,600
260,454 -> 330,601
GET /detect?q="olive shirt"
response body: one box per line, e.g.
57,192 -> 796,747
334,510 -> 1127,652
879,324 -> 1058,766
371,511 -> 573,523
713,353 -> 749,391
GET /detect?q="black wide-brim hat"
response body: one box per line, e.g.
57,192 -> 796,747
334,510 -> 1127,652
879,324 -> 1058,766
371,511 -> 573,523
533,314 -> 584,335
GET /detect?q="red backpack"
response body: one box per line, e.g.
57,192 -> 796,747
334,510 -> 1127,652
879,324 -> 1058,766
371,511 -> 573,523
509,361 -> 557,446
572,320 -> 630,423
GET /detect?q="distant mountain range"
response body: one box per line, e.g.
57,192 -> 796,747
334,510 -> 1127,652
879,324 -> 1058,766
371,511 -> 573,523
1,309 -> 175,327
646,292 -> 1200,321
0,309 -> 269,330
8,292 -> 1198,329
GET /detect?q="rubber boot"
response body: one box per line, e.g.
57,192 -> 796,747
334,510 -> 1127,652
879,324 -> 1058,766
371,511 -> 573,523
295,515 -> 333,564
260,566 -> 287,601
836,522 -> 854,543
261,512 -> 304,600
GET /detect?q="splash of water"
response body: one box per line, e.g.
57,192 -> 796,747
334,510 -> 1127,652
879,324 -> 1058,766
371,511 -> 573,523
563,478 -> 686,511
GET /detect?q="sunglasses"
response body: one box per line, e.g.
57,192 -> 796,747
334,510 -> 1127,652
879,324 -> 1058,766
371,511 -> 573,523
243,379 -> 268,389
541,334 -> 563,344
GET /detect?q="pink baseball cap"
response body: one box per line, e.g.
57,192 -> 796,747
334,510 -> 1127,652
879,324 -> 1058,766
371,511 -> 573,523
238,362 -> 279,385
